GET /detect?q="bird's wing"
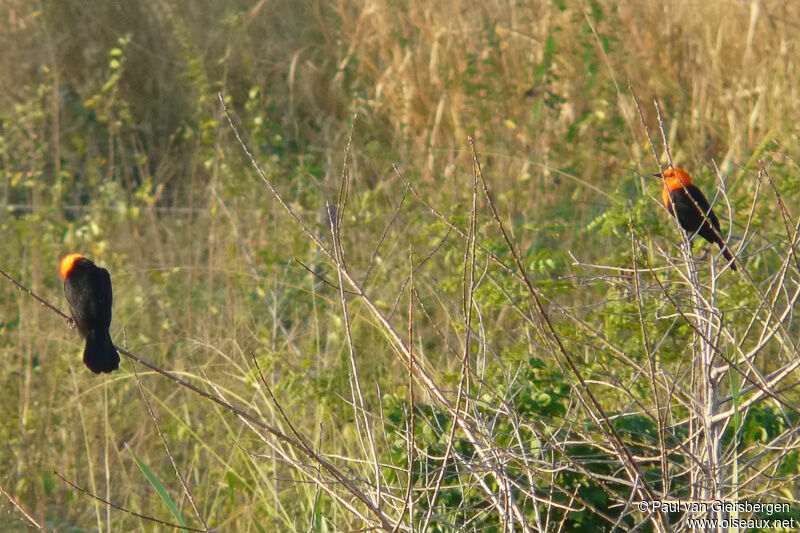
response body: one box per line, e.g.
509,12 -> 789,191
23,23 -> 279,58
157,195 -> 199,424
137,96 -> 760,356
101,267 -> 113,320
687,185 -> 721,231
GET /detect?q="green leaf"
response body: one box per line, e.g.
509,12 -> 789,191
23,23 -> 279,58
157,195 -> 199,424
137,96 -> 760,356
128,447 -> 186,528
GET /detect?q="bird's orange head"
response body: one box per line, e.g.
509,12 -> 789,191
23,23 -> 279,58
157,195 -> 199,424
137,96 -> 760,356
59,253 -> 85,280
659,167 -> 693,192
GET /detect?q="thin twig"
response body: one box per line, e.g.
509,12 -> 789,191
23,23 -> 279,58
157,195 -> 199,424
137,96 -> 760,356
0,484 -> 42,529
130,361 -> 209,530
54,470 -> 213,532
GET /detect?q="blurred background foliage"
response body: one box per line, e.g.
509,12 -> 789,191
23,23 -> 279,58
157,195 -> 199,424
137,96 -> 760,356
2,0 -> 800,530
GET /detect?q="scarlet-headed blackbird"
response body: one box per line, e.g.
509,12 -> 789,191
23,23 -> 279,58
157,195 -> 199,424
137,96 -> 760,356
657,167 -> 737,271
59,253 -> 120,373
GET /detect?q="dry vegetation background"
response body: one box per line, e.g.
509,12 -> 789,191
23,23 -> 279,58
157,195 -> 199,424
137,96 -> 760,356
2,0 -> 800,531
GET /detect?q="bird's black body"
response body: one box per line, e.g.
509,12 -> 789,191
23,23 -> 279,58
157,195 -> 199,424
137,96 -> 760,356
61,256 -> 120,373
666,184 -> 722,244
664,183 -> 737,271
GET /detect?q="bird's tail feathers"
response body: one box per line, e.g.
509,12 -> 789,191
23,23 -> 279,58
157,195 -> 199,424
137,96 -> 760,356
717,241 -> 738,272
84,329 -> 120,374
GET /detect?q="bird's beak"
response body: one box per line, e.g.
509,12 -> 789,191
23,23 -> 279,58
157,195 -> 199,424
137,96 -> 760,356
652,172 -> 663,178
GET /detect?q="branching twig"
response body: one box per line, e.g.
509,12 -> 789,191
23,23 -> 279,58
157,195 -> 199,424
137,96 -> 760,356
53,470 -> 213,532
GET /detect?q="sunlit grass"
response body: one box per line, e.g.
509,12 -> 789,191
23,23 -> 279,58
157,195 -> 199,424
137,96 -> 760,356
1,0 -> 800,530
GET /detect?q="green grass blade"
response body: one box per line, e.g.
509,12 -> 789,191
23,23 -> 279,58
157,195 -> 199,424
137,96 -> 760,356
128,447 -> 187,528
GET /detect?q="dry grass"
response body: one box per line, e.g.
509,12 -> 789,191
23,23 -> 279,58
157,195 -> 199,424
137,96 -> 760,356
2,0 -> 800,530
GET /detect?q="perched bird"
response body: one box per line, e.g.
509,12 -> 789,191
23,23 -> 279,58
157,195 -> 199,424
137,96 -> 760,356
59,254 -> 120,373
657,167 -> 737,271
